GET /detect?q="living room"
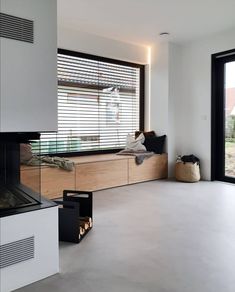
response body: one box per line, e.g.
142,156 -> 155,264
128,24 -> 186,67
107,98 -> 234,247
0,0 -> 235,291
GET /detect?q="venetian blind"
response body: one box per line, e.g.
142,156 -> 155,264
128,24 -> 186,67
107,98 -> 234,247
34,50 -> 143,154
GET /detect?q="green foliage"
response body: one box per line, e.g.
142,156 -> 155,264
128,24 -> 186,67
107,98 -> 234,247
226,115 -> 235,138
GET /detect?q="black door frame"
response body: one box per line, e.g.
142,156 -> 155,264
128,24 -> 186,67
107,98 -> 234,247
211,48 -> 235,183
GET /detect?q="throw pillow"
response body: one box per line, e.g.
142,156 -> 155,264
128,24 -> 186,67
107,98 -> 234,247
144,135 -> 166,154
135,130 -> 156,139
126,133 -> 146,151
20,143 -> 33,163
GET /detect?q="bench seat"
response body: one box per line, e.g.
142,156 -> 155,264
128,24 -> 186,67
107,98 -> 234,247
21,153 -> 168,199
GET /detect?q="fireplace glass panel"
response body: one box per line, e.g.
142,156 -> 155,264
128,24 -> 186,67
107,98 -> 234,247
0,134 -> 41,211
20,143 -> 41,201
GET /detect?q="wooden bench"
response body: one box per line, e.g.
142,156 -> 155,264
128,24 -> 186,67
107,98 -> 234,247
21,153 -> 168,199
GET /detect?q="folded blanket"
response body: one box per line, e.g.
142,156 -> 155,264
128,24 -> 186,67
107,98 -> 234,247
24,155 -> 74,171
117,149 -> 154,165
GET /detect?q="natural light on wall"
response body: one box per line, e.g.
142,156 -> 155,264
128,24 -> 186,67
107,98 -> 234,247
146,46 -> 152,131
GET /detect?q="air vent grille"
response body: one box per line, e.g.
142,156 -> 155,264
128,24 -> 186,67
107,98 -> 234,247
0,12 -> 34,43
0,236 -> 35,269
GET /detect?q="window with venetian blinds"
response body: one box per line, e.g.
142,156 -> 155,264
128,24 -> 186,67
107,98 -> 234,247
35,49 -> 144,155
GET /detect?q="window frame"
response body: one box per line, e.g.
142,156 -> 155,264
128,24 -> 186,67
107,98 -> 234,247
45,48 -> 145,157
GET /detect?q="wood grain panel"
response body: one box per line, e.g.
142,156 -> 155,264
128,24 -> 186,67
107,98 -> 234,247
21,167 -> 75,200
20,168 -> 40,193
128,153 -> 168,184
75,159 -> 128,191
41,168 -> 75,199
71,154 -> 127,164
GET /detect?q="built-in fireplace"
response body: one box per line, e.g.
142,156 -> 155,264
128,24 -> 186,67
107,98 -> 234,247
0,133 -> 59,292
0,133 -> 41,216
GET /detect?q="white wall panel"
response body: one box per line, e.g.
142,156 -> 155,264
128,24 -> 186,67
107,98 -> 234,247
0,0 -> 57,132
0,207 -> 59,292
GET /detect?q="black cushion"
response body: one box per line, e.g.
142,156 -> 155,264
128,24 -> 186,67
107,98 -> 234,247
144,135 -> 166,154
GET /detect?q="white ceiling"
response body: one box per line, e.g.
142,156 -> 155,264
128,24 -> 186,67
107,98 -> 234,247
58,0 -> 235,46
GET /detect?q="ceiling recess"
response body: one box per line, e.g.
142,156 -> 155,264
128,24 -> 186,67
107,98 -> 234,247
159,32 -> 170,36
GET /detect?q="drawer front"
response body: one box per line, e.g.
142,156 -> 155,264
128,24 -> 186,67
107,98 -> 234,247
76,160 -> 128,191
41,168 -> 75,199
128,154 -> 168,184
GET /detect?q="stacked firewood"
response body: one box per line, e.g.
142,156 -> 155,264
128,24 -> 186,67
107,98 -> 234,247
79,217 -> 92,236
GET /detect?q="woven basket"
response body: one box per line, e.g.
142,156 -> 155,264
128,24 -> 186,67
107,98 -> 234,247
175,162 -> 200,182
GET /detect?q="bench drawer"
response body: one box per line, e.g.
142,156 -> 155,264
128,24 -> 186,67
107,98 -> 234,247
128,154 -> 168,184
75,159 -> 128,191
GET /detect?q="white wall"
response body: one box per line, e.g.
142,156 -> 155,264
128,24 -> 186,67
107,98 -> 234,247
174,29 -> 235,180
150,42 -> 169,136
149,42 -> 182,177
168,43 -> 183,176
58,26 -> 148,64
149,29 -> 235,180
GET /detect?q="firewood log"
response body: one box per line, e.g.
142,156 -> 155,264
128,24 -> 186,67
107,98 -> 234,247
80,216 -> 92,224
80,220 -> 89,230
79,217 -> 92,228
80,226 -> 85,235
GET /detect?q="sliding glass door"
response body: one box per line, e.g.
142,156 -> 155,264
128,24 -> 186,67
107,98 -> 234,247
212,50 -> 235,183
225,61 -> 235,179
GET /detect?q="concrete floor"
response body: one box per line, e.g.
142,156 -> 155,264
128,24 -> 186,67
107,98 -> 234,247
17,180 -> 235,292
